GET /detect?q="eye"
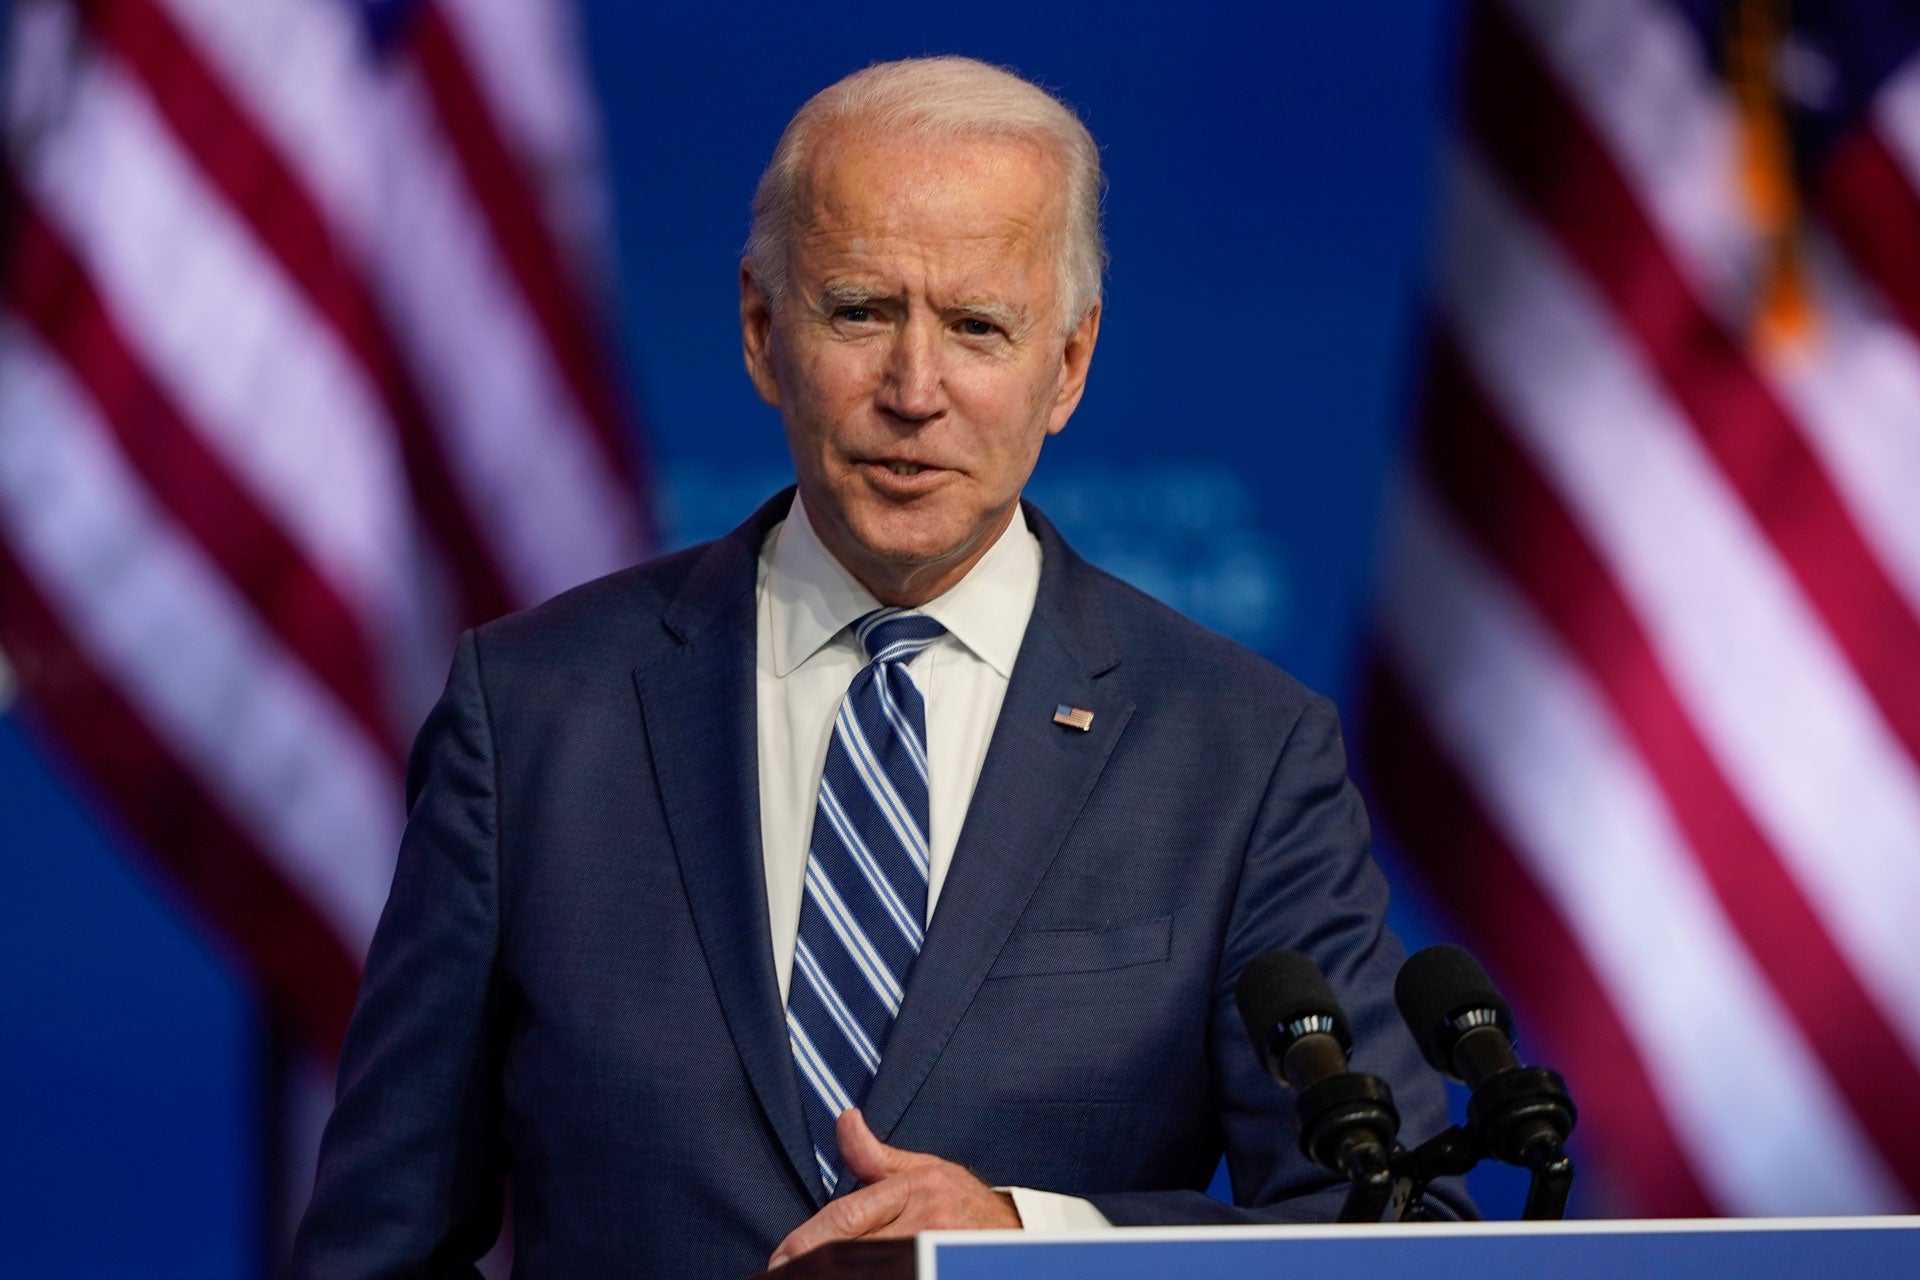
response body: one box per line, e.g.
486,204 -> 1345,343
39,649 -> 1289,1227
957,317 -> 1000,337
834,306 -> 874,324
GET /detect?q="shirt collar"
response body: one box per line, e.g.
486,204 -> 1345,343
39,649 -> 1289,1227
766,491 -> 1040,679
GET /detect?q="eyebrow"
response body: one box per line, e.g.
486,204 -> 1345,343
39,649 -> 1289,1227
814,282 -> 1033,336
817,281 -> 891,311
950,299 -> 1031,335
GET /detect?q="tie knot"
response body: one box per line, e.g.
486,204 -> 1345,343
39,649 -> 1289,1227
854,609 -> 946,666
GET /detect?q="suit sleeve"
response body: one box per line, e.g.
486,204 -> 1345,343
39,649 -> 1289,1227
293,631 -> 510,1278
1087,693 -> 1474,1225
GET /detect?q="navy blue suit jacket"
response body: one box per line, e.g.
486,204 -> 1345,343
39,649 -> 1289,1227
294,491 -> 1463,1279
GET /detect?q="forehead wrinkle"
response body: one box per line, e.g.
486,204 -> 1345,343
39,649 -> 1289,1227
809,247 -> 1040,307
805,124 -> 1056,196
796,219 -> 1046,262
785,129 -> 1068,333
792,129 -> 1066,254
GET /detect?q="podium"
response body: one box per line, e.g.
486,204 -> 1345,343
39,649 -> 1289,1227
749,1216 -> 1920,1279
753,1240 -> 912,1279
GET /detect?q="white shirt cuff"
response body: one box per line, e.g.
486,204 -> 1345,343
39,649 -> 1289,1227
1000,1186 -> 1113,1230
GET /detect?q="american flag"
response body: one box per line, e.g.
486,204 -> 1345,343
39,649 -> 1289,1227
0,0 -> 647,1095
1366,0 -> 1920,1215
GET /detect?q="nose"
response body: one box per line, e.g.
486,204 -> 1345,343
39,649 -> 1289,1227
877,315 -> 945,423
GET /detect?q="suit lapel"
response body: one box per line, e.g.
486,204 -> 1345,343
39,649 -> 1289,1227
633,492 -> 829,1205
634,496 -> 1135,1187
861,507 -> 1135,1142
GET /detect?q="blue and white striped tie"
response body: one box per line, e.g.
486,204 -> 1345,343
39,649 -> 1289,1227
787,608 -> 946,1196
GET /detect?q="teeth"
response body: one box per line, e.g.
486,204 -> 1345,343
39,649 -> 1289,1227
885,463 -> 925,475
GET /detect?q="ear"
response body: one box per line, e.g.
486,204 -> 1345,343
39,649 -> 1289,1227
740,266 -> 783,408
1044,301 -> 1101,436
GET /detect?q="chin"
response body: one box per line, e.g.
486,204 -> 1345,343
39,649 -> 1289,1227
849,522 -> 968,570
815,481 -> 1001,579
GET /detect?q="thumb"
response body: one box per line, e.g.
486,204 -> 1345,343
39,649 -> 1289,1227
837,1108 -> 916,1182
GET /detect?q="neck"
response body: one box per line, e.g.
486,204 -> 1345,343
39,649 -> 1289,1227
807,502 -> 1019,609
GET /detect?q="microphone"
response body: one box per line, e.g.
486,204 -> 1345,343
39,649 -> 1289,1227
1394,945 -> 1577,1174
1236,950 -> 1399,1218
1235,949 -> 1352,1091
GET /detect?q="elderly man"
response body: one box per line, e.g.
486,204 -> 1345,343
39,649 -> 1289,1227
295,56 -> 1460,1280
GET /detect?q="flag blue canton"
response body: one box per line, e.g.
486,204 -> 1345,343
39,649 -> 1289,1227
355,0 -> 431,51
1667,0 -> 1920,166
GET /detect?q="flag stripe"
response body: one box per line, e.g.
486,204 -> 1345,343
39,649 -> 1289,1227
1373,0 -> 1920,1216
1500,0 -> 1920,630
1420,330 -> 1920,1197
1820,126 -> 1920,353
88,0 -> 515,628
0,321 -> 400,952
3,195 -> 402,768
1457,0 -> 1920,1048
1872,54 -> 1920,216
1377,485 -> 1906,1214
0,318 -> 397,1006
406,7 -> 641,503
368,63 -> 643,604
0,0 -> 646,1108
1501,0 -> 1760,316
1760,231 -> 1920,657
1440,146 -> 1920,1071
23,45 -> 418,631
1361,659 -> 1717,1218
154,0 -> 384,251
1464,0 -> 1920,776
0,539 -> 360,1051
433,0 -> 615,288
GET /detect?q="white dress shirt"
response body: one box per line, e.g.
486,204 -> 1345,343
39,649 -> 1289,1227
753,493 -> 1109,1231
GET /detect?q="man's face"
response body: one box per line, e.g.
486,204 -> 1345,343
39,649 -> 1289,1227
741,128 -> 1100,605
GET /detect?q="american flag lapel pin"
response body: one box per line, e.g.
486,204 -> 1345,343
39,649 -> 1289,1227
1052,704 -> 1095,732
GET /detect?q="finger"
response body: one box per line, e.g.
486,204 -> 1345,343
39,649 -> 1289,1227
769,1178 -> 908,1268
837,1107 -> 917,1182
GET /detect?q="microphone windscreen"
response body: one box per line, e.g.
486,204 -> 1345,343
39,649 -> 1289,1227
1235,948 -> 1349,1056
1394,944 -> 1513,1072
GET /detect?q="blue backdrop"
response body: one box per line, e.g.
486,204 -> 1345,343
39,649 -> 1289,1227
0,2 -> 1478,1274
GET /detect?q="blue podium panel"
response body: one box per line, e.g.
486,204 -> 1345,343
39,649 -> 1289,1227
918,1217 -> 1920,1280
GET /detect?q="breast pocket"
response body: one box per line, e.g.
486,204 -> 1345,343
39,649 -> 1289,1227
986,914 -> 1173,979
972,915 -> 1182,1106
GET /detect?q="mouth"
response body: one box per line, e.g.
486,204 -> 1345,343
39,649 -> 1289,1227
855,457 -> 948,483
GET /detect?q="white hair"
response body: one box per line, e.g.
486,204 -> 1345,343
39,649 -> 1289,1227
743,56 -> 1107,331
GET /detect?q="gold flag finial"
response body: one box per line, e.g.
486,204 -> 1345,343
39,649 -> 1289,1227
1729,0 -> 1817,357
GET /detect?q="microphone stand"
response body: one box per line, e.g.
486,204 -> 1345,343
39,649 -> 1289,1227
1470,1063 -> 1578,1220
1386,1128 -> 1573,1221
1337,1142 -> 1397,1223
1291,1071 -> 1401,1222
1382,1065 -> 1580,1221
1384,1125 -> 1477,1222
1521,1141 -> 1574,1221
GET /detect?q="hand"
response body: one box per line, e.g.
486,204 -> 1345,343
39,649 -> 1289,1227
768,1108 -> 1021,1267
